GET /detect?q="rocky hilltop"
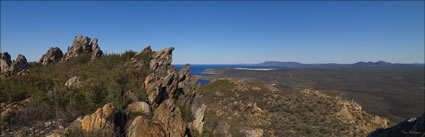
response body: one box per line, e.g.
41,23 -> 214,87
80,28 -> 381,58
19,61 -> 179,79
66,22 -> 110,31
1,35 -> 420,137
198,79 -> 390,137
0,35 -> 204,137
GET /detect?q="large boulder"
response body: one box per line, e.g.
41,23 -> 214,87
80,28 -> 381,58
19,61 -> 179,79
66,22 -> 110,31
126,115 -> 166,137
40,47 -> 63,65
64,76 -> 83,89
240,128 -> 264,137
127,101 -> 152,116
152,99 -> 187,137
126,99 -> 187,137
367,113 -> 425,137
81,103 -> 116,135
0,52 -> 12,73
10,54 -> 29,73
62,35 -> 103,61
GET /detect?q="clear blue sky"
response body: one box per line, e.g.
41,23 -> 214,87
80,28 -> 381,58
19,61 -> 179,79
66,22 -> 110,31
1,1 -> 424,64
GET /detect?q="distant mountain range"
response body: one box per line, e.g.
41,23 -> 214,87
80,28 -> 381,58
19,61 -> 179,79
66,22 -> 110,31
255,61 -> 424,70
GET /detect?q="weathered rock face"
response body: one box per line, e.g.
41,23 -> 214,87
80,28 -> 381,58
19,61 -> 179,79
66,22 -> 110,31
126,99 -> 187,137
10,54 -> 29,74
176,64 -> 201,104
90,38 -> 103,61
0,98 -> 31,125
143,69 -> 182,108
40,47 -> 63,65
126,115 -> 166,137
62,35 -> 103,61
81,103 -> 116,135
150,47 -> 174,72
152,99 -> 187,137
122,46 -> 203,137
127,101 -> 152,116
367,113 -> 425,137
143,47 -> 201,110
191,94 -> 206,134
0,52 -> 12,73
125,46 -> 152,76
64,76 -> 83,89
240,128 -> 264,137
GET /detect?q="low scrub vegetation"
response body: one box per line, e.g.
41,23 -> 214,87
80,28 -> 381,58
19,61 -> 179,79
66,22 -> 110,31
0,51 -> 150,127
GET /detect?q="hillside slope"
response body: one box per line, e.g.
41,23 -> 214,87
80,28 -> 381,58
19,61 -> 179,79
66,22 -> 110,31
0,36 -> 205,137
199,79 -> 390,137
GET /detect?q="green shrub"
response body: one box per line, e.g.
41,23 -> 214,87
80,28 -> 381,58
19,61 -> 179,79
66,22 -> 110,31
178,102 -> 193,123
200,80 -> 235,93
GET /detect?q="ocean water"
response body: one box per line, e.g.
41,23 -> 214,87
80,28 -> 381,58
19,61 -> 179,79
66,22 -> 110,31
175,64 -> 280,86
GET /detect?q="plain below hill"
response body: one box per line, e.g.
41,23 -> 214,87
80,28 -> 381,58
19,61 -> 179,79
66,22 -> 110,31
199,62 -> 424,123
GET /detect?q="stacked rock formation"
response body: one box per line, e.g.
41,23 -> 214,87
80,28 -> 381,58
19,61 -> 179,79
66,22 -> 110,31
62,35 -> 103,61
144,47 -> 201,109
39,47 -> 63,65
38,35 -> 103,65
0,52 -> 29,76
72,46 -> 205,137
0,52 -> 12,73
81,103 -> 117,136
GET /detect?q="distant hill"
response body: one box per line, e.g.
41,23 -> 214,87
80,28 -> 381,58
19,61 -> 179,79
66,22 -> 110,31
354,61 -> 391,65
256,61 -> 304,67
255,61 -> 424,70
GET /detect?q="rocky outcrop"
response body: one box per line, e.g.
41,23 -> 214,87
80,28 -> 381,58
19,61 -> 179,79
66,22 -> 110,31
126,99 -> 187,137
125,46 -> 152,76
64,76 -> 83,89
10,54 -> 29,74
151,99 -> 187,137
62,35 -> 103,61
90,38 -> 103,61
191,94 -> 206,134
139,45 -> 152,56
0,52 -> 12,73
127,101 -> 151,116
201,79 -> 390,137
150,47 -> 174,72
126,115 -> 166,137
176,64 -> 201,105
81,103 -> 116,135
367,113 -> 425,137
240,128 -> 264,137
0,98 -> 31,125
1,54 -> 30,76
40,47 -> 63,65
143,48 -> 201,109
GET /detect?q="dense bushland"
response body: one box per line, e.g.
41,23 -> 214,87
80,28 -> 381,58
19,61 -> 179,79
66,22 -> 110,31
0,50 -> 150,125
